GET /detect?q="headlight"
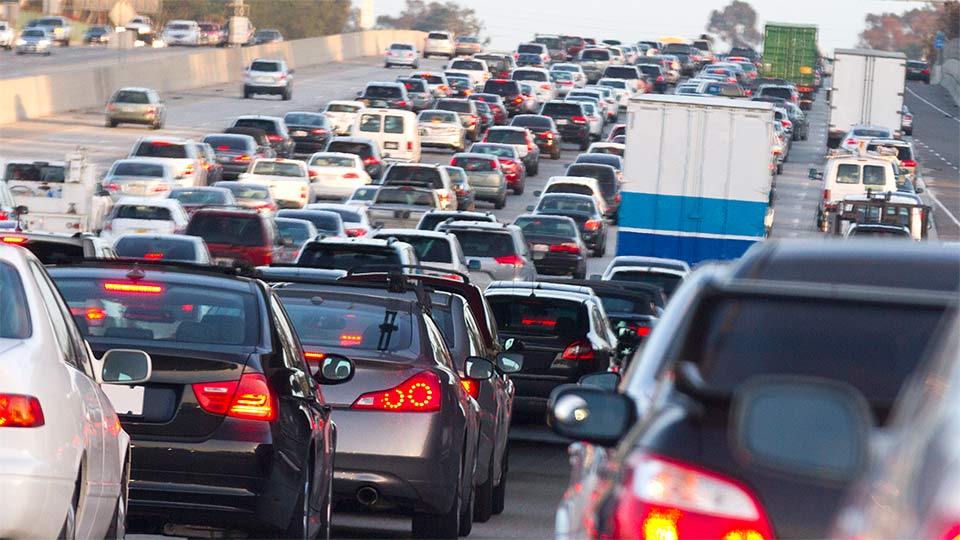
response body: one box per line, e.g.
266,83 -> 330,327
16,38 -> 25,45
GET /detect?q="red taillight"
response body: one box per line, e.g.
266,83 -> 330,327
343,172 -> 360,179
0,394 -> 44,428
1,236 -> 27,244
781,120 -> 790,127
923,68 -> 931,74
540,83 -> 551,90
571,116 -> 588,124
616,193 -> 622,203
846,139 -> 856,145
636,326 -> 652,337
0,211 -> 7,221
584,219 -> 601,230
823,189 -> 832,201
352,371 -> 441,412
308,169 -> 319,178
193,372 -> 276,421
468,114 -> 477,125
901,160 -> 917,168
396,101 -> 407,107
514,96 -> 524,104
494,254 -> 524,266
460,379 -> 479,399
549,243 -> 580,253
791,95 -> 798,101
143,253 -> 164,260
235,155 -> 251,162
656,76 -> 664,82
407,140 -> 413,151
362,157 -> 379,166
311,128 -> 327,136
345,227 -> 367,237
144,106 -> 157,114
103,282 -> 163,294
609,452 -> 773,540
266,135 -> 283,142
561,340 -> 593,361
152,183 -> 171,193
150,141 -> 170,146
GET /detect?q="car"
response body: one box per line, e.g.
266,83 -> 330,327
475,53 -> 516,79
573,152 -> 622,171
812,153 -> 900,229
445,73 -> 475,98
755,82 -> 800,105
481,126 -> 541,176
443,166 -> 477,211
83,24 -> 112,44
325,137 -> 385,181
448,58 -> 490,88
549,241 -> 960,540
0,230 -> 115,263
512,68 -> 557,104
529,193 -> 607,257
197,21 -> 224,45
323,100 -> 366,136
516,52 -> 546,68
271,275 -> 486,538
600,64 -> 643,92
0,245 -> 153,540
167,186 -> 237,216
29,15 -> 70,46
100,197 -> 189,243
306,152 -> 372,202
418,109 -> 467,152
539,101 -> 590,150
424,30 -> 455,58
905,59 -> 931,83
843,222 -> 912,239
385,41 -> 419,68
161,19 -> 200,46
481,79 -> 525,116
356,81 -> 412,111
351,109 -> 422,164
514,42 -> 550,65
202,134 -> 261,180
586,141 -> 624,157
468,93 -> 509,125
184,207 -> 279,267
238,158 -> 311,209
231,115 -> 295,158
212,181 -> 277,214
252,28 -> 283,44
397,77 -> 434,111
581,85 -> 620,121
294,236 -> 419,272
196,142 -> 223,184
449,153 -> 508,209
454,35 -> 483,56
539,175 -> 609,216
565,162 -> 622,219
432,98 -> 483,141
47,261 -> 354,539
371,228 -> 470,276
468,142 -> 527,194
382,163 -> 458,211
866,138 -> 919,179
113,233 -> 211,263
417,209 -> 497,232
15,27 -> 52,55
474,101 -> 496,131
574,48 -> 613,83
599,255 -> 690,296
596,78 -> 635,107
242,58 -> 293,100
485,280 -> 618,420
273,217 -> 318,263
283,111 -> 332,157
436,221 -> 536,286
101,159 -> 175,201
304,202 -> 372,237
564,99 -> 603,140
276,209 -> 346,238
551,63 -> 588,88
512,214 -> 587,278
550,71 -> 577,97
901,104 -> 914,136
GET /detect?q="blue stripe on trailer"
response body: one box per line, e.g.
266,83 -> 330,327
617,229 -> 761,264
618,192 -> 769,239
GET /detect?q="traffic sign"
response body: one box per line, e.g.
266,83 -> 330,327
936,31 -> 946,50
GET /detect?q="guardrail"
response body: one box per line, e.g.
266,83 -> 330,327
0,29 -> 426,126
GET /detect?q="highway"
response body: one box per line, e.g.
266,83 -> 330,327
0,42 -> 204,79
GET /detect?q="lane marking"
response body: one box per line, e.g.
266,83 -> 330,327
907,87 -> 960,122
926,188 -> 960,229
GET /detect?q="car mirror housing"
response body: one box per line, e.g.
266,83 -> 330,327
495,352 -> 523,374
467,259 -> 481,271
101,349 -> 153,385
465,356 -> 494,380
578,371 -> 620,390
312,353 -> 355,385
547,384 -> 635,446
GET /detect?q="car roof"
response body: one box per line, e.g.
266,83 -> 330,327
514,213 -> 577,224
114,233 -> 202,243
308,152 -> 360,160
485,281 -> 597,301
235,114 -> 283,122
609,256 -> 691,271
311,237 -> 397,248
374,228 -> 453,240
0,231 -> 90,245
441,220 -> 514,231
191,206 -> 262,216
328,137 -> 376,146
115,197 -> 183,208
546,176 -> 601,187
306,203 -> 362,213
867,138 -> 910,147
452,152 -> 500,161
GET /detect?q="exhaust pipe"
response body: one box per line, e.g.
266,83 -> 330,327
356,486 -> 379,507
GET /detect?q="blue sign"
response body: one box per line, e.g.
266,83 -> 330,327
936,31 -> 946,50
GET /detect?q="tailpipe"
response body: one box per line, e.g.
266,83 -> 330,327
356,486 -> 379,507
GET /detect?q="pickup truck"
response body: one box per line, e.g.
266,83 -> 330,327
367,185 -> 440,229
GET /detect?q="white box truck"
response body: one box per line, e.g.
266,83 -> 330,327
827,48 -> 906,148
617,94 -> 775,265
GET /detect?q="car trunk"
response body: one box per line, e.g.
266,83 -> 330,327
523,233 -> 579,261
368,204 -> 429,229
207,243 -> 271,267
112,218 -> 176,235
306,355 -> 432,408
111,176 -> 168,197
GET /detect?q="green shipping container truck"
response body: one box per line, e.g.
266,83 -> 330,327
762,23 -> 819,110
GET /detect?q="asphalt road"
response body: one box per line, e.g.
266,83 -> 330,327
0,54 -> 885,540
0,42 -> 210,79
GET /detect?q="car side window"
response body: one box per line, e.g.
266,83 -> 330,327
462,307 -> 486,358
270,293 -> 314,396
423,315 -> 456,370
28,262 -> 87,373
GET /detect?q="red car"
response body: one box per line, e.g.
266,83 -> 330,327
184,207 -> 279,267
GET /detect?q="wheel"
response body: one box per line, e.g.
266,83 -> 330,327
776,162 -> 783,174
243,87 -> 251,99
413,61 -> 419,69
551,147 -> 561,160
283,88 -> 292,101
106,119 -> 117,128
473,457 -> 495,523
412,475 -> 460,539
513,182 -> 524,195
579,139 -> 589,151
151,120 -> 161,130
283,461 -> 313,540
494,194 -> 505,209
105,460 -> 129,540
904,127 -> 913,136
492,448 -> 508,515
58,476 -> 79,540
385,62 -> 391,68
573,267 -> 586,280
458,478 -> 474,536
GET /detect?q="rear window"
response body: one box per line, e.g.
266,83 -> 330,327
376,188 -> 436,206
384,166 -> 442,188
483,80 -> 520,96
37,17 -> 64,27
187,214 -> 265,246
600,79 -> 628,88
379,235 -> 452,263
114,236 -> 198,261
452,157 -> 496,172
169,189 -> 229,205
567,164 -> 617,193
276,220 -> 314,244
759,87 -> 792,100
609,270 -> 682,296
580,49 -> 610,61
907,61 -> 927,68
546,183 -> 593,196
113,205 -> 172,221
234,119 -> 280,135
310,155 -> 355,168
0,262 -> 31,339
327,104 -> 361,113
518,44 -> 544,54
281,293 -> 414,353
420,111 -> 458,123
513,70 -> 547,82
276,211 -> 342,233
541,102 -> 583,117
638,65 -> 661,76
471,145 -> 514,159
112,91 -> 150,104
485,130 -> 527,145
250,61 -> 280,72
534,37 -> 561,50
327,142 -> 373,159
133,142 -> 188,159
204,136 -> 249,152
538,196 -> 596,214
512,116 -> 551,129
867,144 -> 913,161
852,128 -> 890,138
514,217 -> 577,238
55,278 -> 257,346
297,244 -> 400,271
390,43 -> 414,50
604,66 -> 638,78
452,60 -> 484,71
284,113 -> 326,127
252,161 -> 304,177
428,32 -> 449,40
400,79 -> 428,92
489,297 -> 588,336
217,183 -> 271,200
436,100 -> 472,113
447,230 -> 515,258
167,23 -> 192,31
848,228 -> 909,238
598,294 -> 657,316
863,165 -> 886,186
112,162 -> 165,177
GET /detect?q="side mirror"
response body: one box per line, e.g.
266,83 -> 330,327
101,349 -> 152,385
238,173 -> 249,180
807,168 -> 821,180
503,337 -> 524,352
356,90 -> 363,97
578,371 -> 620,390
588,273 -> 601,281
495,351 -> 523,374
14,205 -> 28,216
467,259 -> 481,271
310,353 -> 355,384
547,384 -> 635,445
731,376 -> 871,482
526,205 -> 535,212
533,190 -> 542,197
915,186 -> 924,194
465,356 -> 495,380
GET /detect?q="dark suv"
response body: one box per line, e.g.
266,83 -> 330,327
201,134 -> 263,180
481,80 -> 524,116
230,115 -> 295,158
47,262 -> 356,538
565,163 -> 621,219
185,207 -> 280,267
539,101 -> 589,150
510,114 -> 562,159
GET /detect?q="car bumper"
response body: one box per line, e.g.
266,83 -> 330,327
292,138 -> 329,156
108,111 -> 158,124
16,44 -> 49,53
219,162 -> 250,179
421,132 -> 463,147
473,184 -> 505,201
556,125 -> 588,141
245,83 -> 287,93
531,253 -> 582,275
386,56 -> 417,65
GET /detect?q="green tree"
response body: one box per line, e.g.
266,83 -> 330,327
860,3 -> 959,60
376,0 -> 484,38
706,0 -> 762,48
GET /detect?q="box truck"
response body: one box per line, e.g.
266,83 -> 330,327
827,48 -> 906,148
617,95 -> 775,265
761,23 -> 819,109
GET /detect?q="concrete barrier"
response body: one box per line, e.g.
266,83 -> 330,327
933,38 -> 960,107
0,29 -> 425,126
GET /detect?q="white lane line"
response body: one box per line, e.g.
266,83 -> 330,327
926,188 -> 960,229
907,87 -> 960,122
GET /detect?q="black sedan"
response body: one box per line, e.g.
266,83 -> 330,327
510,114 -> 562,160
283,111 -> 332,157
529,193 -> 608,257
48,262 -> 355,539
513,214 -> 587,278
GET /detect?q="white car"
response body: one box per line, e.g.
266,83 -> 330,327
384,41 -> 419,68
14,28 -> 52,55
841,124 -> 893,153
0,244 -> 153,540
423,30 -> 455,59
370,228 -> 470,277
305,202 -> 373,237
551,64 -> 588,88
322,100 -> 365,136
306,152 -> 372,202
100,197 -> 190,243
569,100 -> 604,139
597,78 -> 634,109
127,137 -> 206,187
447,58 -> 490,88
418,109 -> 466,152
513,68 -> 556,104
0,21 -> 14,50
239,158 -> 311,209
161,20 -> 200,46
587,141 -> 625,157
540,175 -> 609,216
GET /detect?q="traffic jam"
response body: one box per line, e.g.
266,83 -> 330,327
1,14 -> 959,540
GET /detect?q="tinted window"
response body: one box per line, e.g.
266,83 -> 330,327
252,161 -> 304,177
365,86 -> 402,98
835,164 -> 860,185
187,214 -> 265,246
580,49 -> 610,60
283,294 -> 414,353
420,111 -> 458,123
514,217 -> 577,238
375,188 -> 436,206
385,166 -> 442,188
598,294 -> 657,316
204,136 -> 251,152
112,162 -> 165,177
541,102 -> 583,117
384,115 -> 405,134
852,128 -> 890,138
609,270 -> 681,296
546,183 -> 593,196
401,79 -> 428,92
276,211 -> 342,233
327,141 -> 374,159
436,100 -> 472,113
359,114 -> 382,132
471,145 -> 514,159
276,220 -> 314,244
112,91 -> 150,104
511,116 -> 551,129
513,70 -> 547,82
234,119 -> 280,135
310,155 -> 355,168
169,189 -> 229,205
485,130 -> 527,145
483,80 -> 520,96
0,262 -> 32,339
452,60 -> 484,71
8,240 -> 83,265
760,87 -> 792,100
447,230 -> 515,258
379,235 -> 452,263
114,236 -> 198,261
428,32 -> 449,40
284,113 -> 326,126
297,244 -> 400,270
114,205 -> 173,221
605,66 -> 638,78
863,165 -> 886,186
538,196 -> 596,214
489,297 -> 588,335
133,142 -> 189,159
327,104 -> 360,113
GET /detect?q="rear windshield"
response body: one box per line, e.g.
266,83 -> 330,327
489,297 -> 588,336
55,278 -> 257,346
297,244 -> 400,271
250,61 -> 280,72
112,91 -> 150,104
512,116 -> 551,129
610,270 -> 682,296
114,236 -> 198,261
0,262 -> 31,339
234,119 -> 280,135
513,217 -> 577,238
252,161 -> 303,177
452,60 -> 484,71
848,228 -> 909,238
419,213 -> 491,231
310,155 -> 355,168
170,189 -> 229,205
600,79 -> 628,88
37,17 -> 64,27
416,74 -> 445,84
759,87 -> 792,100
313,207 -> 360,224
217,183 -> 271,200
513,70 -> 547,82
379,234 -> 452,263
400,79 -> 428,92
867,144 -> 913,161
390,43 -> 414,50
186,214 -> 264,246
436,100 -> 472,113
534,37 -> 561,50
281,293 -> 414,353
113,162 -> 165,177
567,164 -> 617,192
284,113 -> 326,126
384,166 -> 442,188
276,220 -> 314,244
538,196 -> 596,214
133,142 -> 188,159
541,102 -> 582,117
483,80 -> 520,96
446,230 -> 515,258
375,188 -> 436,206
604,66 -> 638,78
276,211 -> 341,233
327,104 -> 361,113
419,111 -> 458,123
10,240 -> 83,265
428,32 -> 449,40
327,142 -> 373,159
852,128 -> 890,138
113,205 -> 172,221
167,23 -> 192,31
598,294 -> 658,316
471,145 -> 514,159
638,65 -> 661,76
546,183 -> 593,196
359,114 -> 406,134
518,44 -> 544,54
580,49 -> 610,60
485,130 -> 527,144
204,136 -> 250,152
690,297 -> 946,421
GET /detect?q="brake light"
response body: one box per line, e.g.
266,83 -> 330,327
396,101 -> 407,107
540,84 -> 551,90
468,114 -> 477,125
266,135 -> 283,142
522,318 -> 556,327
549,243 -> 580,253
514,96 -> 524,104
541,132 -> 554,138
561,340 -> 593,361
184,164 -> 194,176
572,116 -> 588,124
616,193 -> 622,203
407,140 -> 413,151
1,236 -> 27,244
494,254 -> 524,266
656,76 -> 664,82
823,189 -> 832,201
143,253 -> 164,260
363,157 -> 379,166
308,169 -> 319,178
103,282 -> 163,294
193,372 -> 276,421
144,106 -> 157,114
846,139 -> 856,145
608,452 -> 772,540
727,77 -> 736,83
441,274 -> 463,282
352,371 -> 441,412
235,155 -> 252,162
152,183 -> 171,193
0,394 -> 44,428
791,95 -> 798,101
0,211 -> 6,221
311,128 -> 327,136
460,379 -> 479,399
781,120 -> 790,127
636,326 -> 652,337
901,160 -> 917,168
923,68 -> 931,74
151,141 -> 170,146
345,227 -> 367,237
584,219 -> 601,230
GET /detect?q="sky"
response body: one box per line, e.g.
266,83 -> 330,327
373,0 -> 928,53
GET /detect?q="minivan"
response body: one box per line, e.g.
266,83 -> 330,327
350,109 -> 421,163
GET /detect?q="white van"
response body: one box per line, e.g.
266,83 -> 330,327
350,109 -> 421,163
815,154 -> 899,230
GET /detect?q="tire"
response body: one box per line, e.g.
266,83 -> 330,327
492,448 -> 508,515
283,88 -> 292,101
513,181 -> 524,195
385,62 -> 391,68
551,147 -> 561,160
243,87 -> 251,99
579,138 -> 589,151
414,61 -> 420,69
106,119 -> 117,128
573,267 -> 586,280
473,457 -> 494,523
105,460 -> 129,540
283,460 -> 313,540
494,193 -> 506,210
58,476 -> 79,540
151,120 -> 161,130
904,127 -> 913,136
776,162 -> 783,175
458,479 -> 474,536
412,478 -> 460,539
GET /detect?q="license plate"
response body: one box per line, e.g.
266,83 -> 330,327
533,251 -> 545,261
371,100 -> 389,108
123,106 -> 136,113
102,385 -> 145,416
533,244 -> 549,252
385,141 -> 399,150
135,229 -> 150,233
556,119 -> 568,125
293,130 -> 307,137
214,257 -> 235,265
257,77 -> 272,83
